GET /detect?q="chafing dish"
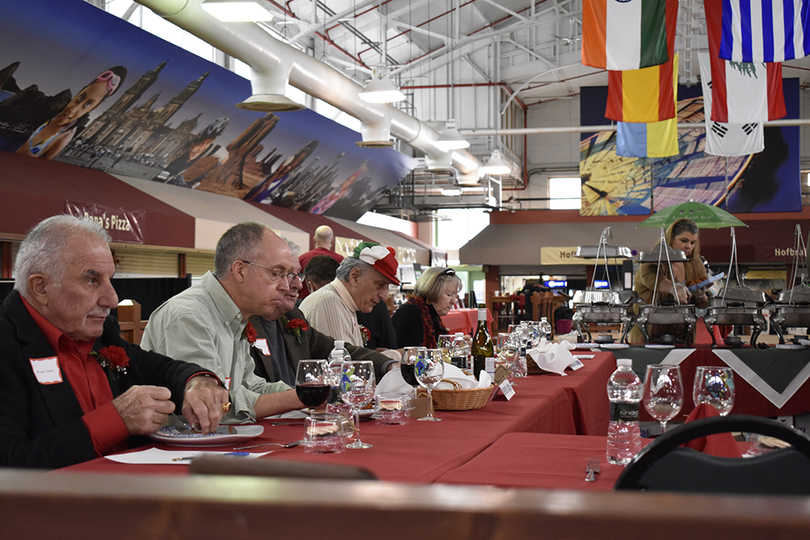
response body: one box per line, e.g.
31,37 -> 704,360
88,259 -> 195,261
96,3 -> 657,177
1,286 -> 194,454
636,303 -> 697,345
704,286 -> 768,346
771,283 -> 810,344
572,290 -> 638,343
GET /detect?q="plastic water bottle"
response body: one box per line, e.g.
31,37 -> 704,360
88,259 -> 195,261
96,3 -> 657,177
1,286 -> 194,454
606,358 -> 642,465
328,340 -> 351,402
450,332 -> 471,371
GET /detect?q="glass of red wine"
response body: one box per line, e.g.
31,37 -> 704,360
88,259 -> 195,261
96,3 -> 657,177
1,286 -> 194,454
295,360 -> 331,417
401,346 -> 427,396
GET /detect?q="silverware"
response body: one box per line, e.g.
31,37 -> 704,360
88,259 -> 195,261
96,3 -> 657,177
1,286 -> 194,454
233,440 -> 304,450
585,458 -> 598,482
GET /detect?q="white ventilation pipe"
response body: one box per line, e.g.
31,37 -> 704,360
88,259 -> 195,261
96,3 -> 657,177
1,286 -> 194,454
134,0 -> 480,174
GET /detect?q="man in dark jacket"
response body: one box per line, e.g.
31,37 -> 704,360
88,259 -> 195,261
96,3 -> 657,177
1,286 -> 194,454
0,215 -> 228,469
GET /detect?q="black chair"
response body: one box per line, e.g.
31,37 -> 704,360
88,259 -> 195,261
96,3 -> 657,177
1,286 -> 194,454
614,415 -> 810,495
188,456 -> 378,481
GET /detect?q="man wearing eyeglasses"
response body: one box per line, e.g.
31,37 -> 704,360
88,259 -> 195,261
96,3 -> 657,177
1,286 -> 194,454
250,239 -> 395,386
142,222 -> 305,422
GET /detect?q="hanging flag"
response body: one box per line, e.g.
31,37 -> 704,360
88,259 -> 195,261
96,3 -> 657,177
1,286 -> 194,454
582,0 -> 669,70
718,0 -> 810,63
705,0 -> 786,123
698,52 -> 764,157
615,53 -> 679,158
605,0 -> 678,122
616,117 -> 679,158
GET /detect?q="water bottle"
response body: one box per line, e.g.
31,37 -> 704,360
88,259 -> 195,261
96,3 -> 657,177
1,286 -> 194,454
539,317 -> 553,343
606,358 -> 642,465
327,340 -> 351,403
450,332 -> 471,371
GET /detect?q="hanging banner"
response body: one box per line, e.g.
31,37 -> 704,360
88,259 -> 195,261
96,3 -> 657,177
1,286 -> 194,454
65,200 -> 145,244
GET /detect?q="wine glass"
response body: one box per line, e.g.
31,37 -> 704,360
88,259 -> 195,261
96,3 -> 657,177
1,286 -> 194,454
438,334 -> 454,364
497,332 -> 519,384
339,361 -> 376,449
642,364 -> 684,434
416,348 -> 445,422
400,346 -> 426,396
693,366 -> 735,416
295,360 -> 331,418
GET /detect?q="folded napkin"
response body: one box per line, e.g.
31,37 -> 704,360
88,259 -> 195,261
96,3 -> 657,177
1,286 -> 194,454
526,341 -> 577,376
375,368 -> 411,398
682,403 -> 743,458
436,364 -> 492,389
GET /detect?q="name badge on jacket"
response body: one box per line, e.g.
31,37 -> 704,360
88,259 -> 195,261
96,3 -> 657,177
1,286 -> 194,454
30,356 -> 63,385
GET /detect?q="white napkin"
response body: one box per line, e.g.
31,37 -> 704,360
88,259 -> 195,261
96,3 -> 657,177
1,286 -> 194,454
527,341 -> 577,376
375,368 -> 412,398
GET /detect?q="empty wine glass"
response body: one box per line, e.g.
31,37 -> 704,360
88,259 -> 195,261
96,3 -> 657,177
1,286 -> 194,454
693,366 -> 735,416
295,360 -> 331,418
438,334 -> 454,364
338,361 -> 376,449
642,364 -> 684,434
416,348 -> 445,422
497,332 -> 519,384
400,346 -> 426,396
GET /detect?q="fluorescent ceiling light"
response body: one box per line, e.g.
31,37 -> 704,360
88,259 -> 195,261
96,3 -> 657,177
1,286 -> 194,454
440,188 -> 462,196
202,0 -> 274,22
359,76 -> 406,103
480,149 -> 510,175
435,121 -> 470,151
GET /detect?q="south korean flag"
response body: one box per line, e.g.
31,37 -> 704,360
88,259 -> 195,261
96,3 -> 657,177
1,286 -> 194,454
699,52 -> 764,157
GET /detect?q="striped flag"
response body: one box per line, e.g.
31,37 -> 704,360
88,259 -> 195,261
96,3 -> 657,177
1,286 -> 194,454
582,0 -> 669,70
698,52 -> 764,156
615,54 -> 679,158
706,0 -> 786,123
718,0 -> 810,63
616,117 -> 679,158
605,0 -> 678,122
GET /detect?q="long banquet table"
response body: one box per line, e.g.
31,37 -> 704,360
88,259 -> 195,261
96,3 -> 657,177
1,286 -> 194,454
59,351 -> 616,482
616,344 -> 810,419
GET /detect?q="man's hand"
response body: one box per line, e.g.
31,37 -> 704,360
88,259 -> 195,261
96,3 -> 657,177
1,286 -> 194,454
112,386 -> 176,436
181,375 -> 230,434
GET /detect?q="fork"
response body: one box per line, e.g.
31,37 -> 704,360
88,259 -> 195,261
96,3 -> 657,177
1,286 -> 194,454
232,440 -> 304,450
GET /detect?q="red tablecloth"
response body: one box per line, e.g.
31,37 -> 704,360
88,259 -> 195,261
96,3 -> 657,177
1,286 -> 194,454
436,432 -> 628,491
57,353 -> 616,481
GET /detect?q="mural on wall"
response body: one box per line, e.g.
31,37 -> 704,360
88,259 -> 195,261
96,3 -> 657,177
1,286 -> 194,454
579,82 -> 800,216
0,0 -> 416,222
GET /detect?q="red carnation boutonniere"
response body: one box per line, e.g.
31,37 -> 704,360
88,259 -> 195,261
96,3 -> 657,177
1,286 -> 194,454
283,317 -> 309,345
359,324 -> 370,347
241,322 -> 257,345
92,345 -> 130,380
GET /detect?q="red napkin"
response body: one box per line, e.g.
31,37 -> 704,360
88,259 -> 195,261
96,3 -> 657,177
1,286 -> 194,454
682,403 -> 743,458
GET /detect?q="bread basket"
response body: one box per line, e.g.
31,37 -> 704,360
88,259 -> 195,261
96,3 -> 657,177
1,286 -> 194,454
417,379 -> 493,411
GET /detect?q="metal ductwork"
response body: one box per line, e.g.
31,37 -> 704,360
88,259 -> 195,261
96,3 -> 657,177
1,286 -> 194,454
134,0 -> 481,176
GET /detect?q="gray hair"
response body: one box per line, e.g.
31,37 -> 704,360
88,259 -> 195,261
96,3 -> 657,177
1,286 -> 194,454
415,266 -> 463,303
214,222 -> 269,279
336,255 -> 371,282
282,237 -> 301,260
14,215 -> 111,298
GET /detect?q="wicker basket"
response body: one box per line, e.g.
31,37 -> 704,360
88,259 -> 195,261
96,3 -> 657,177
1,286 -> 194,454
417,379 -> 494,411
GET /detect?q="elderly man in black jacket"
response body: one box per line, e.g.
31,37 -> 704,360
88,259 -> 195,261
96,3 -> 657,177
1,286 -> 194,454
0,215 -> 228,469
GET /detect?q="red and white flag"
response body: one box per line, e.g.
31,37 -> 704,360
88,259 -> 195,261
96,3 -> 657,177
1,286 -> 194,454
705,0 -> 786,124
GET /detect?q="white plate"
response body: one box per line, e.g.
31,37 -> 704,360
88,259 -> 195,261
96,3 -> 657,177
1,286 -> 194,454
645,344 -> 675,349
600,343 -> 630,349
149,425 -> 264,446
575,343 -> 599,349
776,343 -> 804,350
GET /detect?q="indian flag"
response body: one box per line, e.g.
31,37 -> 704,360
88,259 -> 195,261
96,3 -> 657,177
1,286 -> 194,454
582,0 -> 670,70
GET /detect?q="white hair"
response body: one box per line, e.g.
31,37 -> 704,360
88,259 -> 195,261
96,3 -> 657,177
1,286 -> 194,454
14,215 -> 110,298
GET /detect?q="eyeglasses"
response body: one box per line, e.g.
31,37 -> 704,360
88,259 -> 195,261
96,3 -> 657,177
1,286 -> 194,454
441,268 -> 456,276
240,260 -> 305,283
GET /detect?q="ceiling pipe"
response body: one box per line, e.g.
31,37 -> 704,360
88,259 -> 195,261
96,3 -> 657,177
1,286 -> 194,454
134,0 -> 479,172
